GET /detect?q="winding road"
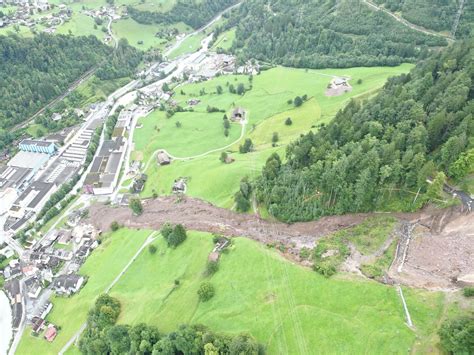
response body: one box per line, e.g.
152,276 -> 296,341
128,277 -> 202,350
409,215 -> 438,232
362,0 -> 454,43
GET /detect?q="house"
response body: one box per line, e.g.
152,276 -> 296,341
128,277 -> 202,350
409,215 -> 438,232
31,316 -> 45,334
231,107 -> 246,122
44,325 -> 57,342
131,173 -> 147,193
51,113 -> 62,122
53,274 -> 84,295
187,98 -> 200,106
57,229 -> 72,245
25,277 -> 42,299
157,151 -> 171,165
172,178 -> 186,193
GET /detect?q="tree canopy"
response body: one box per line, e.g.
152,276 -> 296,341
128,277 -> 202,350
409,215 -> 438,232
255,40 -> 473,222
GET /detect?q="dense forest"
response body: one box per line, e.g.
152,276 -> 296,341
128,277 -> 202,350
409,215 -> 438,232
254,40 -> 473,222
224,0 -> 448,69
0,34 -> 141,151
128,0 -> 238,29
0,34 -> 108,130
79,294 -> 262,354
373,0 -> 458,32
373,0 -> 473,38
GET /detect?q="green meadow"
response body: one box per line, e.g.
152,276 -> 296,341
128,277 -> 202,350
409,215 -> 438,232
168,32 -> 206,59
134,64 -> 413,206
110,232 -> 444,354
16,229 -> 445,355
212,28 -> 236,51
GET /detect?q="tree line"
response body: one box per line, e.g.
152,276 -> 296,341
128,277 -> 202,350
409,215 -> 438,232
79,294 -> 263,354
254,40 -> 473,222
224,0 -> 448,70
128,0 -> 238,29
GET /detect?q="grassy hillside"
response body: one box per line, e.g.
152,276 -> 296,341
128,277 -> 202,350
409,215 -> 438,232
134,64 -> 413,207
112,233 -> 443,353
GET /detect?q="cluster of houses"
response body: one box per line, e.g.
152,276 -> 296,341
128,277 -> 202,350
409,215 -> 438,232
0,0 -> 72,34
1,218 -> 100,340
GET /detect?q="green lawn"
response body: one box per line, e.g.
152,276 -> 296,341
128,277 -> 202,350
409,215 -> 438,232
75,75 -> 131,106
111,19 -> 189,51
168,32 -> 205,59
212,28 -> 235,51
109,232 -> 445,354
56,14 -> 105,38
134,64 -> 413,207
16,228 -> 151,355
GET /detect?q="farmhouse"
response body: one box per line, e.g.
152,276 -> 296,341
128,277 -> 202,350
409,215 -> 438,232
231,107 -> 246,122
172,178 -> 186,193
157,151 -> 171,165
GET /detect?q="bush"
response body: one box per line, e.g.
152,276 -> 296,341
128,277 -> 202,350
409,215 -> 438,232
239,139 -> 253,154
149,245 -> 157,254
205,261 -> 219,276
110,221 -> 120,232
197,282 -> 215,301
285,117 -> 292,126
163,224 -> 187,248
294,96 -> 303,107
463,287 -> 474,297
129,198 -> 143,215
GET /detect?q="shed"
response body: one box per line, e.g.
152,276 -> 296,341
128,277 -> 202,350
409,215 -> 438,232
44,325 -> 57,342
157,151 -> 171,165
208,252 -> 219,262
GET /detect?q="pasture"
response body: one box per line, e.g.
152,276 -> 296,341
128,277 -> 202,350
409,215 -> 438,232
134,64 -> 413,206
110,232 -> 444,354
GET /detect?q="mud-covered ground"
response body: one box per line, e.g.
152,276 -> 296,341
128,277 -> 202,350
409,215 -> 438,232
87,196 -> 473,289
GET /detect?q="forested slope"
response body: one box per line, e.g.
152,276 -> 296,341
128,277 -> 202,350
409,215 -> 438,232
373,0 -> 473,38
128,0 -> 238,29
225,0 -> 448,69
0,34 -> 141,150
255,40 -> 474,222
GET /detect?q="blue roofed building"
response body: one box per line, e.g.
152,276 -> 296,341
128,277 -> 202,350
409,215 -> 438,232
19,139 -> 57,155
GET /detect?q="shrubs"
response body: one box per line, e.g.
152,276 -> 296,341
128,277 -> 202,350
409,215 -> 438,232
161,223 -> 187,248
148,245 -> 157,254
463,287 -> 474,297
438,316 -> 474,354
198,281 -> 215,301
129,198 -> 143,216
239,138 -> 253,154
110,221 -> 120,232
285,117 -> 292,126
205,261 -> 219,276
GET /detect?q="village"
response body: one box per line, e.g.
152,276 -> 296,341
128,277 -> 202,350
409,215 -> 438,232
0,22 -> 259,347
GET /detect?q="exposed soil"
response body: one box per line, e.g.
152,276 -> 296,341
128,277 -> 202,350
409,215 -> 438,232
87,195 -> 473,289
388,210 -> 474,290
88,195 -> 373,247
325,78 -> 353,97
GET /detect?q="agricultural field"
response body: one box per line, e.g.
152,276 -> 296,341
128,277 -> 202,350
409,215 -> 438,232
134,64 -> 413,206
108,232 -> 445,353
212,28 -> 235,51
168,32 -> 206,59
16,228 -> 152,355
